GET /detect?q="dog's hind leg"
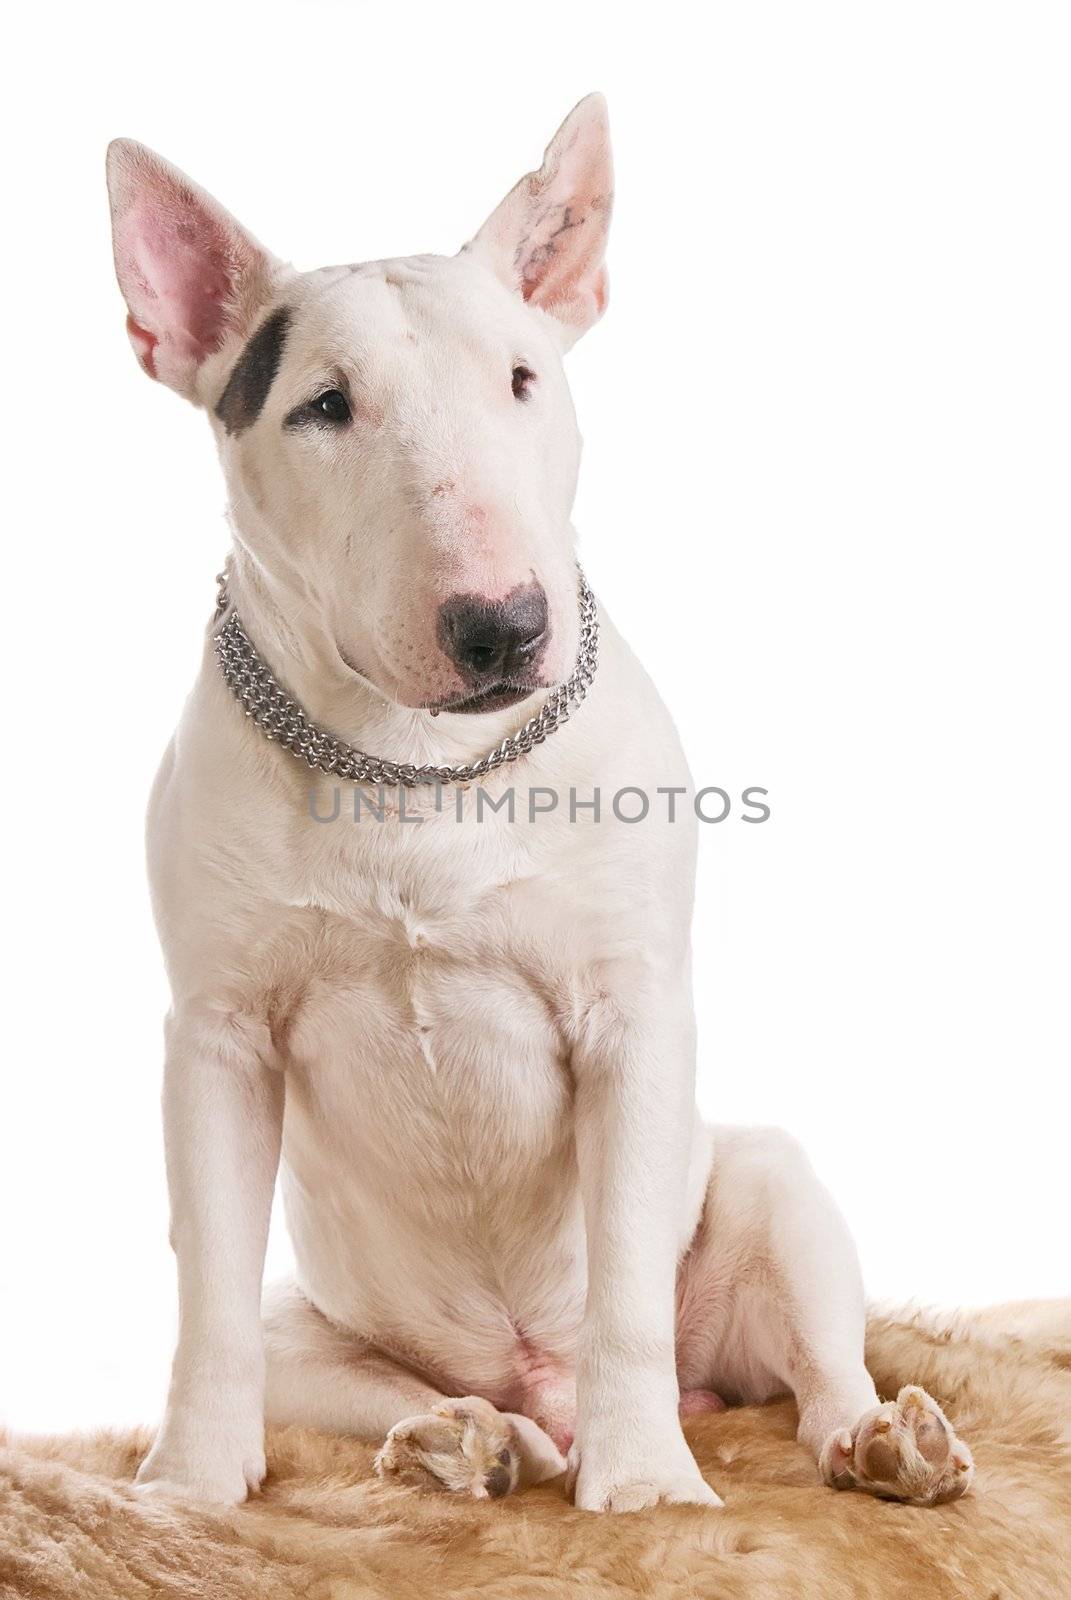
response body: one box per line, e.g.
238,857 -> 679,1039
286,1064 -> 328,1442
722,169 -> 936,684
677,1127 -> 974,1506
262,1282 -> 564,1498
263,1281 -> 443,1435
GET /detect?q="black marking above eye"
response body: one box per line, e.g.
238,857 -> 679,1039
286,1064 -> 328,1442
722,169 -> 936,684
512,364 -> 536,401
215,308 -> 292,436
284,387 -> 353,430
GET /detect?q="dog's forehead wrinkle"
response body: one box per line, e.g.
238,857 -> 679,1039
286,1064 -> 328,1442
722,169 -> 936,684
300,252 -> 542,358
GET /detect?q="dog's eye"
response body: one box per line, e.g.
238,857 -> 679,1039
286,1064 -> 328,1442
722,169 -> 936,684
283,388 -> 353,432
313,389 -> 352,424
511,364 -> 536,401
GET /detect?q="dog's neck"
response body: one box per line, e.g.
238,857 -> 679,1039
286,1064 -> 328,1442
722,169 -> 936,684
222,542 -> 553,773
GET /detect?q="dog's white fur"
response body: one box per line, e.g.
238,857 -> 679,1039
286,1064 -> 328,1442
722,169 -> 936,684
106,97 -> 973,1513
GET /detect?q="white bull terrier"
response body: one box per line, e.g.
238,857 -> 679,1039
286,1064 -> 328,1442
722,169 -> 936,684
105,95 -> 973,1513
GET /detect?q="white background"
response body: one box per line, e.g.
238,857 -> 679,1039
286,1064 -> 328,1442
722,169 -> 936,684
2,1 -> 1068,1433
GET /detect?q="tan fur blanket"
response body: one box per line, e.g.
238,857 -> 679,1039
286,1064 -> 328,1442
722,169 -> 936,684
2,1302 -> 1069,1600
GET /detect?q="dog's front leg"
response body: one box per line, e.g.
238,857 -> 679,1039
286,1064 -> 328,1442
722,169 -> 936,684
568,963 -> 721,1513
135,1008 -> 283,1504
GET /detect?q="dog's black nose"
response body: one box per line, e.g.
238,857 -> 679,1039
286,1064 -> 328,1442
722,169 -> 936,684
438,582 -> 549,682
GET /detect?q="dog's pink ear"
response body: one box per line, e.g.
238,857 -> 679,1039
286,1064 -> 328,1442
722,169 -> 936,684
106,139 -> 278,399
466,94 -> 613,345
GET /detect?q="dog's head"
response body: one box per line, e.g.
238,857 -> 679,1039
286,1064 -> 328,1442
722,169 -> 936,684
106,98 -> 612,715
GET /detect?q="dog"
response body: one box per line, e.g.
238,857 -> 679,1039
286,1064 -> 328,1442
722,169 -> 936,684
105,95 -> 973,1513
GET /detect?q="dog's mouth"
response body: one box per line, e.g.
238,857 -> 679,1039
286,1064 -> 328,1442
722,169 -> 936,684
430,681 -> 543,716
336,645 -> 544,717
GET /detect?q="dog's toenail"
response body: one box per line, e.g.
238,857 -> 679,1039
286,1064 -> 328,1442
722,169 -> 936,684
485,1465 -> 511,1498
874,1419 -> 892,1433
497,1448 -> 512,1466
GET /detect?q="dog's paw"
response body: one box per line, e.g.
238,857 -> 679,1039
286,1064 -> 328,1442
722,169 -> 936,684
568,1432 -> 723,1513
374,1396 -> 521,1499
820,1385 -> 974,1506
134,1407 -> 266,1505
575,1468 -> 723,1514
134,1441 -> 265,1506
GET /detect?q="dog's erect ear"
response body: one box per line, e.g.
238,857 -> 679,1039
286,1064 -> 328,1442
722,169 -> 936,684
106,139 -> 279,400
465,94 -> 613,347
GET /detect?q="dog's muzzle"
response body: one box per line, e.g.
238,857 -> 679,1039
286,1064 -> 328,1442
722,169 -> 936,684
212,565 -> 600,787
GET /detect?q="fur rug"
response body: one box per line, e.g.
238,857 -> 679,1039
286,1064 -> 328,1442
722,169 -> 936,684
2,1302 -> 1069,1600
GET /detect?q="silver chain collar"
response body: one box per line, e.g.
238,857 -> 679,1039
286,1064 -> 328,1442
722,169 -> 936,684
212,566 -> 600,787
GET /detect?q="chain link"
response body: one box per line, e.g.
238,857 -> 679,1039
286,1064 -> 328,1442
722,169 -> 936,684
212,566 -> 600,787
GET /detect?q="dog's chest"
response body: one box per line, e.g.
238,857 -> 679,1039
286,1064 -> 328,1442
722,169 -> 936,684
279,861 -> 573,1180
